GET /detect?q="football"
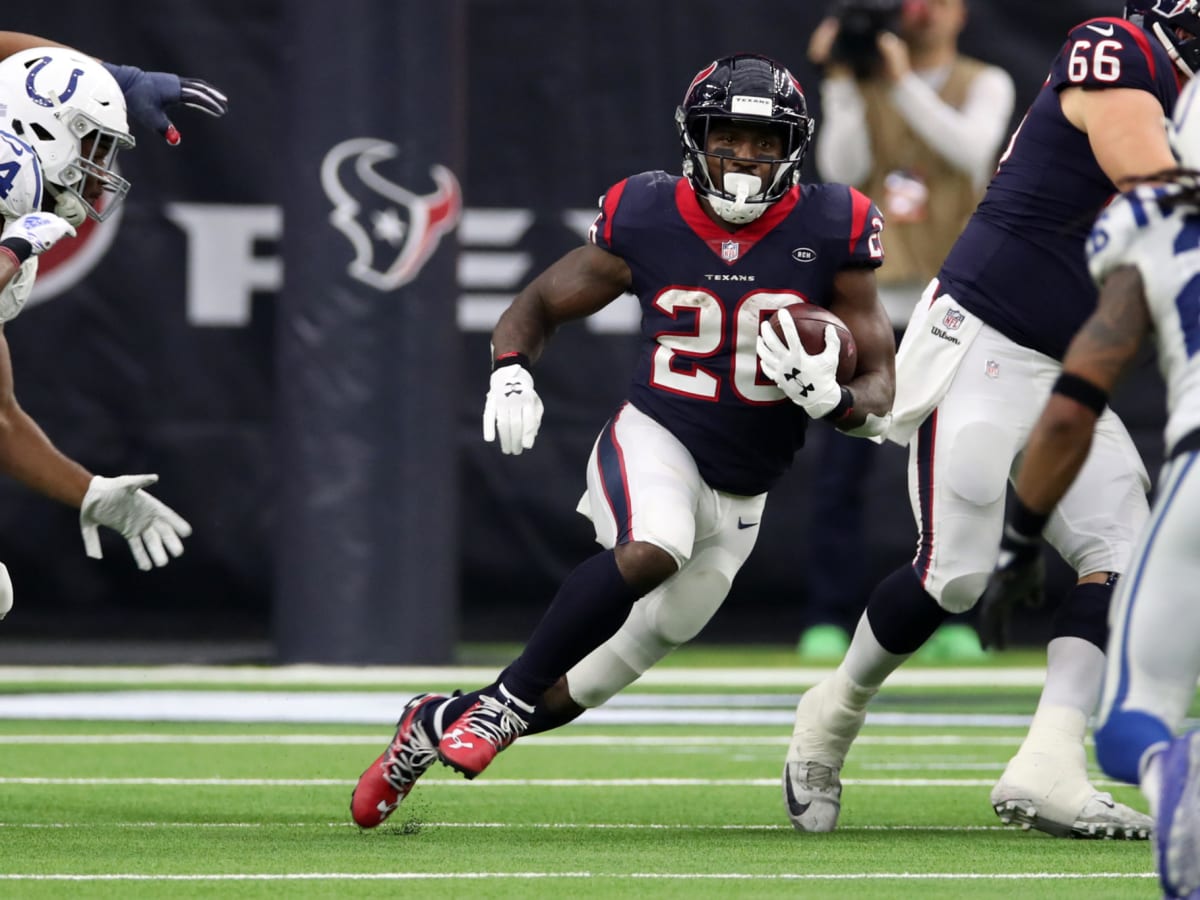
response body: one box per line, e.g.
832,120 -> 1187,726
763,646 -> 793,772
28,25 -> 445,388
768,304 -> 857,384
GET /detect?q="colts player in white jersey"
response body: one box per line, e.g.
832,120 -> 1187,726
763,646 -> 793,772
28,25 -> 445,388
982,76 -> 1200,899
0,43 -> 222,620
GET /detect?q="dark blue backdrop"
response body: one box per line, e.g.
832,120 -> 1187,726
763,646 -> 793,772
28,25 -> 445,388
0,1 -> 1155,657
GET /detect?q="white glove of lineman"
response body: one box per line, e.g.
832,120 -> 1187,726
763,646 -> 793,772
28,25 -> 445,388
482,364 -> 544,455
757,317 -> 843,418
0,212 -> 76,256
79,474 -> 193,571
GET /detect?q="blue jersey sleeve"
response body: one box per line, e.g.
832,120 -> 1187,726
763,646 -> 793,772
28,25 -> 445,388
809,184 -> 884,270
1049,18 -> 1167,97
588,178 -> 628,255
589,171 -> 678,259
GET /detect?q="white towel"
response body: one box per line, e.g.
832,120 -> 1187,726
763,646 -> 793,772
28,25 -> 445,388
885,281 -> 984,447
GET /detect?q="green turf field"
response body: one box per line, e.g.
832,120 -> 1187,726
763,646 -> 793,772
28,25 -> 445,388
0,646 -> 1175,899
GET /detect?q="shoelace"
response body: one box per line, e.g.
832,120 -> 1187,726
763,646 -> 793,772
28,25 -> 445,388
463,693 -> 530,749
796,762 -> 838,790
382,717 -> 438,790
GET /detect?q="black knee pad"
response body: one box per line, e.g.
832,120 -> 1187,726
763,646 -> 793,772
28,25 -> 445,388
1051,577 -> 1114,650
866,566 -> 951,655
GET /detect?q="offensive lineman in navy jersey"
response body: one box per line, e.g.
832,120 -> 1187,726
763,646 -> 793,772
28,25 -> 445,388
350,53 -> 896,828
784,1 -> 1200,841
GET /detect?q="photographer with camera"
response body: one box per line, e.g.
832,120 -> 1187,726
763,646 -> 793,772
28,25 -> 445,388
795,0 -> 1013,662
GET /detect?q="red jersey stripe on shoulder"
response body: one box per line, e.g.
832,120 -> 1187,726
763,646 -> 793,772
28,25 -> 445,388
1101,17 -> 1157,80
848,187 -> 873,255
601,178 -> 629,247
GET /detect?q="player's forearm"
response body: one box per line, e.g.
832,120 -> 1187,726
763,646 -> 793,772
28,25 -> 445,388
491,292 -> 551,364
0,32 -> 72,59
0,405 -> 92,507
0,254 -> 19,296
841,367 -> 894,422
1013,398 -> 1097,514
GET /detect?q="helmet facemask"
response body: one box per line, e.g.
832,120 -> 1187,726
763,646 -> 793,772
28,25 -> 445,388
44,106 -> 134,224
678,110 -> 810,225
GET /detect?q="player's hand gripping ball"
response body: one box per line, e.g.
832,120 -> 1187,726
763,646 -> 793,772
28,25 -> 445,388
758,304 -> 857,419
768,305 -> 857,384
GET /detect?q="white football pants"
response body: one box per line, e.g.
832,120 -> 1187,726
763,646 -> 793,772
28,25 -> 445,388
568,403 -> 766,707
906,321 -> 1149,612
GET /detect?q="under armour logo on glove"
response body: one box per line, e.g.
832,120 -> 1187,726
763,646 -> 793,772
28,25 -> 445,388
758,318 -> 844,419
783,368 -> 815,396
503,381 -> 524,398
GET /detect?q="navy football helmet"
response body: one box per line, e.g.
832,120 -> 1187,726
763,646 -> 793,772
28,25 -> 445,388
676,53 -> 814,224
1125,0 -> 1200,78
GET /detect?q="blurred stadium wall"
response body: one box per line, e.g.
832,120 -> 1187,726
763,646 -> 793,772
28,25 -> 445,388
0,2 -> 1152,661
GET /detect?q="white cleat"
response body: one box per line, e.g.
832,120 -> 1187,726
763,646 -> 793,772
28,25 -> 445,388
783,760 -> 842,832
782,673 -> 874,833
991,750 -> 1152,840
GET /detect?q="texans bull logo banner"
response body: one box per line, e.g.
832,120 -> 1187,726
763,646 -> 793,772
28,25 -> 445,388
320,137 -> 462,292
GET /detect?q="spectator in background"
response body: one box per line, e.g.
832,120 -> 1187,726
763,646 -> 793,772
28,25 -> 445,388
795,0 -> 1013,661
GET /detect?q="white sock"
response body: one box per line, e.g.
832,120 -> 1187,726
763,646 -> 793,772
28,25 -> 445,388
1015,704 -> 1088,770
1037,636 -> 1106,716
840,612 -> 911,690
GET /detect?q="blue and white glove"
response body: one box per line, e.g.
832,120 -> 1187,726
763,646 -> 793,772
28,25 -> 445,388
483,364 -> 543,455
757,317 -> 843,418
80,474 -> 193,571
101,63 -> 229,145
0,212 -> 76,257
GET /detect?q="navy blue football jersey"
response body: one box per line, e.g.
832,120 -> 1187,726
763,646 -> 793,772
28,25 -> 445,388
590,170 -> 884,496
938,17 -> 1182,360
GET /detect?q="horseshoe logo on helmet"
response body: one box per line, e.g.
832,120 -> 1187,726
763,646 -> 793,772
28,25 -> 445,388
24,57 -> 84,108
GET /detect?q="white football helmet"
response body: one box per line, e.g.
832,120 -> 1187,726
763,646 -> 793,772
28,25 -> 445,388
1170,75 -> 1200,170
0,47 -> 134,225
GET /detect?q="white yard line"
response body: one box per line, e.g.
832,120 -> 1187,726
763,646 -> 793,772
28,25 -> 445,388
0,690 -> 1041,726
0,872 -> 1155,882
0,664 -> 1048,687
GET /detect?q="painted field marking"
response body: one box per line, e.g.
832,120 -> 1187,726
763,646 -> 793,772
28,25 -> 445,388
0,665 -> 1050,687
0,872 -> 1156,882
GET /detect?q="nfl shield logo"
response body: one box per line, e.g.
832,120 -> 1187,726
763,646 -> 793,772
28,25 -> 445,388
943,308 -> 965,330
721,239 -> 740,262
985,359 -> 1000,379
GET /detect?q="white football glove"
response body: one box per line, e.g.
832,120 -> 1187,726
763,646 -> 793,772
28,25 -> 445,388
757,317 -> 844,418
0,562 -> 11,621
482,364 -> 544,455
0,212 -> 76,256
79,474 -> 193,571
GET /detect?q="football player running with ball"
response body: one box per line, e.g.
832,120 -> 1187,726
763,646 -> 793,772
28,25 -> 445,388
0,39 -> 228,619
351,53 -> 896,828
983,74 -> 1200,899
783,0 -> 1200,841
